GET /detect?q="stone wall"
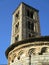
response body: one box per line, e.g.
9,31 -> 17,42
8,41 -> 49,65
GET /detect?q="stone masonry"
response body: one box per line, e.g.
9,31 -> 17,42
5,2 -> 49,65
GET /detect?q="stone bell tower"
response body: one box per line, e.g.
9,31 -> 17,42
11,2 -> 41,44
5,2 -> 49,65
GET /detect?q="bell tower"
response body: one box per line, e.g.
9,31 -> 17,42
11,2 -> 41,44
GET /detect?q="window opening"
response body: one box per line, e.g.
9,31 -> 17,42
15,22 -> 19,33
28,21 -> 30,29
27,21 -> 34,31
29,34 -> 31,37
16,22 -> 19,29
30,11 -> 33,18
15,11 -> 19,18
15,35 -> 19,41
31,23 -> 34,30
27,9 -> 29,17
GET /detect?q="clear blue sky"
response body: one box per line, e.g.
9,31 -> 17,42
0,0 -> 49,64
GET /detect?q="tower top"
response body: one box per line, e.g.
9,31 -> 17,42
13,2 -> 39,14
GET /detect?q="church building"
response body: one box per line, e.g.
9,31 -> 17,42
5,2 -> 49,65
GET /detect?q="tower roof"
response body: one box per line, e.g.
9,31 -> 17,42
12,2 -> 39,14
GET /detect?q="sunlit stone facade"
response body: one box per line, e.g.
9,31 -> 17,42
5,2 -> 49,65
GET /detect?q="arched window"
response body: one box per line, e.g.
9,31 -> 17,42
39,47 -> 47,55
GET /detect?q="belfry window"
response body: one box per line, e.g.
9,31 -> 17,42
16,22 -> 19,29
27,9 -> 29,17
15,11 -> 19,18
26,9 -> 34,19
27,21 -> 34,31
30,11 -> 33,18
31,23 -> 34,30
15,35 -> 19,42
28,21 -> 30,29
29,34 -> 31,37
15,22 -> 19,33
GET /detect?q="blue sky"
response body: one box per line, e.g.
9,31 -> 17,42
0,0 -> 49,64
